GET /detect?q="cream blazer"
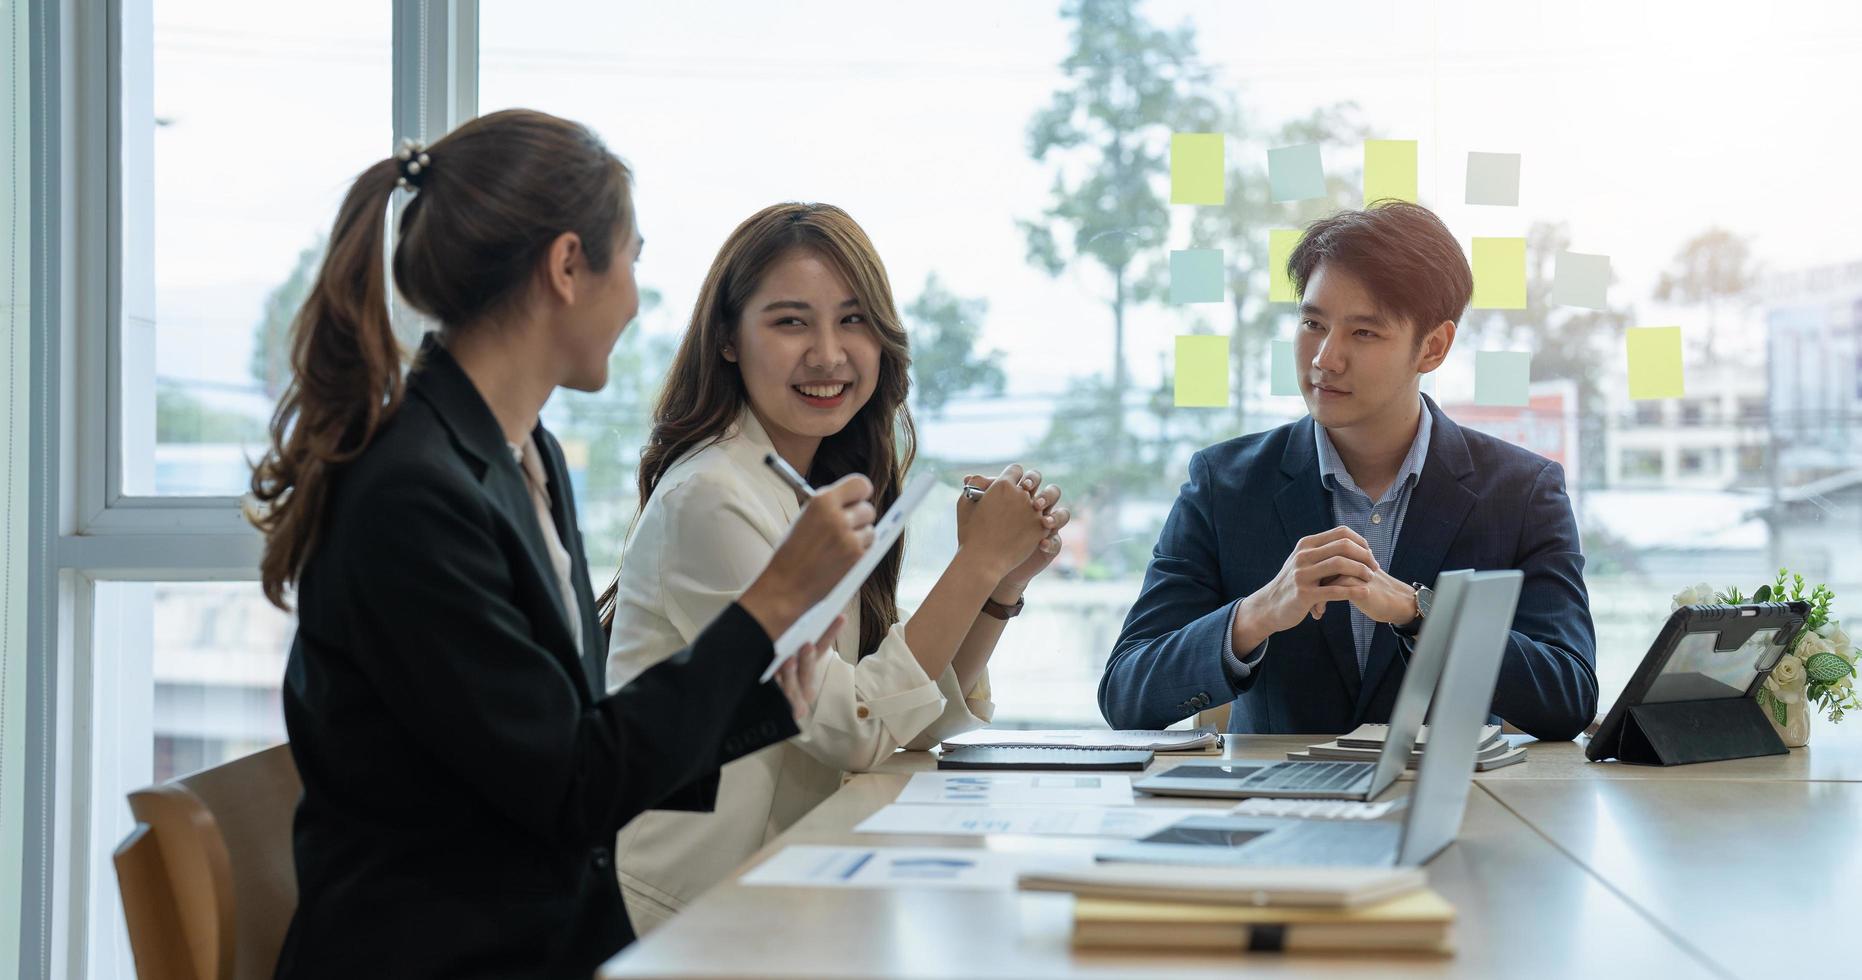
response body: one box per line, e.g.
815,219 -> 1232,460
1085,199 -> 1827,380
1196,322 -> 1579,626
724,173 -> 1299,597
605,410 -> 993,933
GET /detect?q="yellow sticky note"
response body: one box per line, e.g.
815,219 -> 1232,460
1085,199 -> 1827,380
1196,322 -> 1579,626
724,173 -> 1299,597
1269,229 -> 1303,303
1174,335 -> 1230,408
1171,133 -> 1225,205
1363,139 -> 1418,204
1626,326 -> 1685,399
1471,237 -> 1527,309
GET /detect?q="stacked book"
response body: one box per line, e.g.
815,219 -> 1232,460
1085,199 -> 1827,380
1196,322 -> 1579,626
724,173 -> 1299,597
1285,723 -> 1527,771
1020,865 -> 1454,955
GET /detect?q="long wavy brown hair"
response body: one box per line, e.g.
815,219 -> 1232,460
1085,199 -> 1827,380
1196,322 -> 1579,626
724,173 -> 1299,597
597,203 -> 916,657
248,109 -> 634,609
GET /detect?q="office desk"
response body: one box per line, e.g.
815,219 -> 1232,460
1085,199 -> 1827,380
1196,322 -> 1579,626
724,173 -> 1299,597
600,733 -> 1826,978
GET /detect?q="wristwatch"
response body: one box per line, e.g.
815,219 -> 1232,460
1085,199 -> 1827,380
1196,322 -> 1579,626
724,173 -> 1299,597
981,595 -> 1025,620
1393,582 -> 1432,637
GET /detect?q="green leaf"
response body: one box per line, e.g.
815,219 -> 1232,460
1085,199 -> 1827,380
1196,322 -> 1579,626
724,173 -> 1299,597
1758,686 -> 1789,728
1755,584 -> 1773,602
1806,652 -> 1852,684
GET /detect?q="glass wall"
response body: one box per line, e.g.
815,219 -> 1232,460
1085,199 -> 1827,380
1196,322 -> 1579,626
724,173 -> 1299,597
127,0 -> 391,496
479,0 -> 1862,725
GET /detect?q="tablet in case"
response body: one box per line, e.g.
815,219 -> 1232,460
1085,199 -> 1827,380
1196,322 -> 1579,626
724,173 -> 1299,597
1587,602 -> 1807,766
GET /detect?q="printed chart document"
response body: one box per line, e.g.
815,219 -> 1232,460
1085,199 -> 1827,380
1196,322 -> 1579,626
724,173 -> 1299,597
742,845 -> 1088,892
760,473 -> 936,681
855,804 -> 1205,839
894,771 -> 1134,807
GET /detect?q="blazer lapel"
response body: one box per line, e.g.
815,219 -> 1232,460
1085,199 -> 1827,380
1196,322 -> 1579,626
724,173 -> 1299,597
1275,418 -> 1363,705
1354,398 -> 1477,718
534,427 -> 607,695
407,337 -> 583,677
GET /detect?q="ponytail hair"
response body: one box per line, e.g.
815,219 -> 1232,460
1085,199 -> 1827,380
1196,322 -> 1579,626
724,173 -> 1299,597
249,109 -> 634,609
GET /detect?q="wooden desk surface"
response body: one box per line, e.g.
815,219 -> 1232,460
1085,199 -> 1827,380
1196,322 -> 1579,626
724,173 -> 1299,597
598,735 -> 1792,979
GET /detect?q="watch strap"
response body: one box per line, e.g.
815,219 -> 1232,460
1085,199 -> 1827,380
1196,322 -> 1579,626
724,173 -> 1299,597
981,595 -> 1024,620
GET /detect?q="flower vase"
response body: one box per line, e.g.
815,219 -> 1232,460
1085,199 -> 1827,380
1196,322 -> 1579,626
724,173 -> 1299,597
1766,671 -> 1811,748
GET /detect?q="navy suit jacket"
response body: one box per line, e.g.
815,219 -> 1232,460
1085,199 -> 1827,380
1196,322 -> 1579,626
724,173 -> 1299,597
1099,397 -> 1598,742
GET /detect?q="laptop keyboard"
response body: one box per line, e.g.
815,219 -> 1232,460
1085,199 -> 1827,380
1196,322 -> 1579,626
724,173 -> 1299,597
1250,761 -> 1370,791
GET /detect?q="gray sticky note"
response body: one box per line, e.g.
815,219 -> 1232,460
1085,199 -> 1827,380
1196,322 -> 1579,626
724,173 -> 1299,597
1549,251 -> 1611,310
1465,151 -> 1521,206
1269,144 -> 1326,202
1271,340 -> 1300,395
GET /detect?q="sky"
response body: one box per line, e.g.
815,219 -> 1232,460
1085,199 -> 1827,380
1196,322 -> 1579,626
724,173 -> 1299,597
145,0 -> 1862,454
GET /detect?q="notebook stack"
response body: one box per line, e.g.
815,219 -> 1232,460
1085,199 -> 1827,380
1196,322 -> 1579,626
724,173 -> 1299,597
1019,866 -> 1454,955
1285,723 -> 1528,772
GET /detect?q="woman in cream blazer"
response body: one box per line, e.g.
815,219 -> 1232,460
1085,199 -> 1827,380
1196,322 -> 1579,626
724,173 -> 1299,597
601,203 -> 1070,932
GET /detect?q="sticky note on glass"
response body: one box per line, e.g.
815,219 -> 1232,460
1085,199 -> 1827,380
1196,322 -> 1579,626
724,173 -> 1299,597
1626,327 -> 1685,400
1169,249 -> 1225,304
1271,339 -> 1299,396
1174,336 -> 1230,408
1549,251 -> 1610,310
1268,143 -> 1326,202
1465,151 -> 1521,206
1268,229 -> 1303,303
1474,351 -> 1532,407
1171,133 -> 1224,205
1363,139 -> 1418,204
1471,237 -> 1527,309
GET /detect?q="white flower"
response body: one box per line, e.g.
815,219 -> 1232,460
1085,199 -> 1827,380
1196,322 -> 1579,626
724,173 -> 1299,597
1796,633 -> 1835,662
1671,582 -> 1717,610
1768,653 -> 1806,699
1830,624 -> 1854,663
1834,673 -> 1855,695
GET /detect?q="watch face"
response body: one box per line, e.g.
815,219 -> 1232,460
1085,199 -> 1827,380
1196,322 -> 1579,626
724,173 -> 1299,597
1415,585 -> 1433,618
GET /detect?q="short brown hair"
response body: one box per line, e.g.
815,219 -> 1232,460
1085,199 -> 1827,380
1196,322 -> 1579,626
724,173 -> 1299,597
1287,201 -> 1473,343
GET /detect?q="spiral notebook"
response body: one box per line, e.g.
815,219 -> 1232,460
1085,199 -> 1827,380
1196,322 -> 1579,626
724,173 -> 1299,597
941,729 -> 1222,753
935,746 -> 1155,772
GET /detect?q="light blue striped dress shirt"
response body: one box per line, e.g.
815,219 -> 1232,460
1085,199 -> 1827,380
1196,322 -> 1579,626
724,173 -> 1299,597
1313,400 -> 1433,674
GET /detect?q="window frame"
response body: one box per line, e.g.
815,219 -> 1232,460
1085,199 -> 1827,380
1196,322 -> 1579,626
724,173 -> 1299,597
21,2 -> 479,976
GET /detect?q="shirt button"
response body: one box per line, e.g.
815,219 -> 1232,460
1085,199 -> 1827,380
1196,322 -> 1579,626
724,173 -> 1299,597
856,706 -> 870,719
1371,513 -> 1383,525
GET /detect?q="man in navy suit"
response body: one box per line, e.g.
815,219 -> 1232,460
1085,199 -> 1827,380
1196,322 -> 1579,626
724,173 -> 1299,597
1100,201 -> 1597,742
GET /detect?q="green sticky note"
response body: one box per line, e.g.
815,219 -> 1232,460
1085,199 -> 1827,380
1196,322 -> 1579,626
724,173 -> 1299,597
1171,133 -> 1224,205
1268,229 -> 1303,303
1271,339 -> 1299,396
1626,327 -> 1685,400
1268,143 -> 1326,202
1169,249 -> 1225,304
1174,335 -> 1230,408
1474,351 -> 1532,407
1363,139 -> 1418,204
1471,237 -> 1527,309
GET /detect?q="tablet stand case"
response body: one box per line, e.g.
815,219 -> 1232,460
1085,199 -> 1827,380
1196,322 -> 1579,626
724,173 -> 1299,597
1613,696 -> 1787,766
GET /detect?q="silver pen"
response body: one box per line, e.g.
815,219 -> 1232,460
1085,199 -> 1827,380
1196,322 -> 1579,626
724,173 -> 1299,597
763,453 -> 816,498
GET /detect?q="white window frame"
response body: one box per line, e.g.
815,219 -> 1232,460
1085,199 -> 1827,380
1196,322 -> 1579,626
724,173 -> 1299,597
20,2 -> 478,976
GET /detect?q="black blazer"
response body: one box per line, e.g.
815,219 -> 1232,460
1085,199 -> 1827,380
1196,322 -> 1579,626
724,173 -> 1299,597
274,337 -> 797,979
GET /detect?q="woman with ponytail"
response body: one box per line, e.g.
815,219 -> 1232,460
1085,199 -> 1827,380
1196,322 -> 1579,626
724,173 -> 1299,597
252,110 -> 869,979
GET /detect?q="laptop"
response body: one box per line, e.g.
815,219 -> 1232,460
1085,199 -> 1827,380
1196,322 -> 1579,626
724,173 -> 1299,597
1133,569 -> 1476,802
1100,569 -> 1523,868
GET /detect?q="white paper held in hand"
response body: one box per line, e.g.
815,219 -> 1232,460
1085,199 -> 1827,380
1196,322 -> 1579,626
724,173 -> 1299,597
760,472 -> 938,682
